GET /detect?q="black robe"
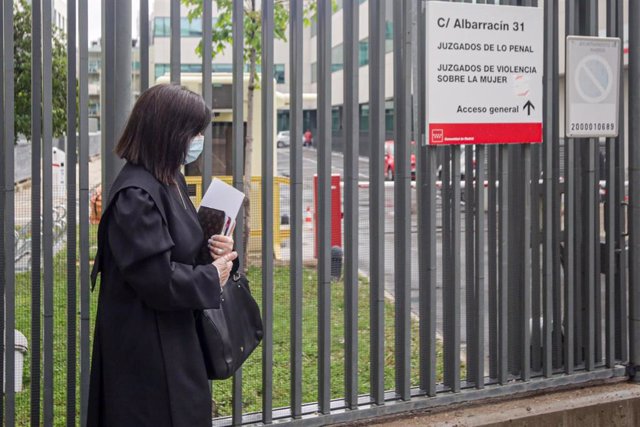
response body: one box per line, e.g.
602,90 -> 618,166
88,163 -> 226,427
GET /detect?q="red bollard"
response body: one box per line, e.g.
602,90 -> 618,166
313,174 -> 343,258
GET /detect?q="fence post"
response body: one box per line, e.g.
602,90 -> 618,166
628,0 -> 640,380
1,0 -> 16,423
101,0 -> 130,201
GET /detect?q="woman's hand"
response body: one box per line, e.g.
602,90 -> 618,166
208,234 -> 234,260
213,251 -> 238,288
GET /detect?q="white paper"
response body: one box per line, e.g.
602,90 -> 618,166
199,178 -> 245,220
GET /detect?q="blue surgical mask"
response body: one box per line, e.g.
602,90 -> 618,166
184,135 -> 204,164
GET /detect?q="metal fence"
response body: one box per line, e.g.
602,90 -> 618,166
1,0 -> 640,426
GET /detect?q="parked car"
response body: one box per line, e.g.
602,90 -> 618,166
276,131 -> 290,148
384,140 -> 416,181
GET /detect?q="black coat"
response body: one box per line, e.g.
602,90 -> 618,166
88,163 -> 226,427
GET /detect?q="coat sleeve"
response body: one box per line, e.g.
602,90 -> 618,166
107,187 -> 221,311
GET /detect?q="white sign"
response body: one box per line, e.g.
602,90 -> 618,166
565,36 -> 621,138
426,2 -> 543,145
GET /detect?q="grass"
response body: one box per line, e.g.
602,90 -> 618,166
211,267 -> 445,416
12,230 -> 450,424
14,225 -> 99,426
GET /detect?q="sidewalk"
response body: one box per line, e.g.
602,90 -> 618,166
355,381 -> 640,427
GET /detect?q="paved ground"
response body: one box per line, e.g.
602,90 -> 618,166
360,381 -> 640,426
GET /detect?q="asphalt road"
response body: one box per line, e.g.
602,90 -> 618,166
276,146 -> 486,354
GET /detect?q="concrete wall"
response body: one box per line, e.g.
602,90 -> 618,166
14,133 -> 101,184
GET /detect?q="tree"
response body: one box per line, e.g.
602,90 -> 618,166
14,0 -> 68,143
182,0 -> 314,267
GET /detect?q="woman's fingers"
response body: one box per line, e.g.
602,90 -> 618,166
208,235 -> 234,257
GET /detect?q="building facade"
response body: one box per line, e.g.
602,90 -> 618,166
87,39 -> 141,131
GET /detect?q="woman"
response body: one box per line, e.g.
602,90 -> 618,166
88,84 -> 237,426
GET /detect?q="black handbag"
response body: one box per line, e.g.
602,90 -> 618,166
195,273 -> 264,380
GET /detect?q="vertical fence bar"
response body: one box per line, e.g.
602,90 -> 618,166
317,0 -> 332,413
30,0 -> 42,423
417,0 -> 437,397
0,2 -> 3,422
465,145 -> 476,384
261,0 -> 275,422
452,145 -> 462,393
43,0 -> 55,421
231,1 -> 245,422
369,0 -> 385,405
79,0 -> 91,423
549,0 -> 561,371
504,0 -> 522,380
344,0 -> 359,409
231,0 -> 244,303
530,144 -> 541,373
542,0 -> 556,378
393,0 -> 412,400
584,0 -> 598,372
488,145 -> 498,379
604,0 -> 618,369
101,0 -> 115,200
101,0 -> 128,201
66,0 -> 78,421
614,0 -> 628,363
475,146 -> 486,388
442,143 -> 453,387
572,1 -> 584,368
140,0 -> 149,92
498,145 -> 509,384
170,0 -> 180,85
565,0 -> 576,375
289,0 -> 303,417
201,0 -> 212,218
522,145 -> 532,381
2,0 -> 15,423
629,0 -> 640,377
614,0 -> 627,363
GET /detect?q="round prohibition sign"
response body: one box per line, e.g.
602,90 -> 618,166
574,54 -> 613,104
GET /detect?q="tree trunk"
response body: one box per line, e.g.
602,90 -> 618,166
242,47 -> 258,270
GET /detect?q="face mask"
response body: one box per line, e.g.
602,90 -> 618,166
184,135 -> 204,164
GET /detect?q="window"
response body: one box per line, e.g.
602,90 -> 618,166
359,103 -> 369,132
385,21 -> 393,53
88,59 -> 101,74
154,17 -> 170,37
213,63 -> 233,72
88,103 -> 100,116
181,64 -> 203,73
132,61 -> 140,72
359,38 -> 369,67
181,17 -> 202,37
332,43 -> 343,72
154,63 -> 202,80
153,17 -> 214,38
311,19 -> 317,37
334,0 -> 343,12
385,100 -> 394,132
311,62 -> 317,84
332,106 -> 342,132
274,64 -> 285,84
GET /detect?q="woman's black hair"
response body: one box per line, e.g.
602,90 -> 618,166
115,84 -> 212,184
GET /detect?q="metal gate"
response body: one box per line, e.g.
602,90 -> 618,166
1,0 -> 640,425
